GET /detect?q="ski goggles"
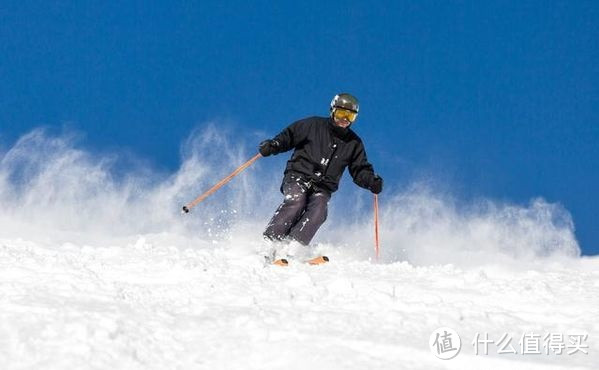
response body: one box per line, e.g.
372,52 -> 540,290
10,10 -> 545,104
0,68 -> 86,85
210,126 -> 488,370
333,108 -> 358,122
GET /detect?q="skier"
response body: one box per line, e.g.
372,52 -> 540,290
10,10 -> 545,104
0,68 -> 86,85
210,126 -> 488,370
259,93 -> 383,265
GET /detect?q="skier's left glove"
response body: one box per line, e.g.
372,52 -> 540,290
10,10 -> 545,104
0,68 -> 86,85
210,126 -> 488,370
369,174 -> 383,194
259,139 -> 280,157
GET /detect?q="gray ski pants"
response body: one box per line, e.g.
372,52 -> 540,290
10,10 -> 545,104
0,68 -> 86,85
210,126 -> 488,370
263,176 -> 330,245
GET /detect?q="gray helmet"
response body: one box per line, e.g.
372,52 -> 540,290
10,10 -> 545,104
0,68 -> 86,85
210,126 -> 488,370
330,93 -> 359,114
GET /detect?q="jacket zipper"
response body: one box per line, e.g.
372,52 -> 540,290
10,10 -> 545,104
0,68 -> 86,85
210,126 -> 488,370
322,139 -> 338,179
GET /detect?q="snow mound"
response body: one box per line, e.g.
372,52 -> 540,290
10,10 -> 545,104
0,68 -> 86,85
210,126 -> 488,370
0,239 -> 596,369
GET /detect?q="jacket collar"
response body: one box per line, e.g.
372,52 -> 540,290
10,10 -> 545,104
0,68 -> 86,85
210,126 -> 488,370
328,116 -> 351,138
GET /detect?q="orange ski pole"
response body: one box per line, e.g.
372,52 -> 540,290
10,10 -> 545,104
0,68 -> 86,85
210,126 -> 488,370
374,194 -> 380,260
182,153 -> 262,213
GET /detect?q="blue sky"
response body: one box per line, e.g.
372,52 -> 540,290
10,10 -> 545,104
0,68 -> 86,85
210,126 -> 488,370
1,1 -> 598,254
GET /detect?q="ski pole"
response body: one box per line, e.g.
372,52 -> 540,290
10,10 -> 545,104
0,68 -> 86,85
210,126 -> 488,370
182,153 -> 262,214
374,194 -> 380,260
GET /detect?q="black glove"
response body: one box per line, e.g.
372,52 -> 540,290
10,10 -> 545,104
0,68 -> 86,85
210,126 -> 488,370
259,139 -> 279,157
370,174 -> 383,194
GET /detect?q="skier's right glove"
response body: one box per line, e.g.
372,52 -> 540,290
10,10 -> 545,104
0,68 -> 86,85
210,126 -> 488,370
369,174 -> 383,194
259,139 -> 279,157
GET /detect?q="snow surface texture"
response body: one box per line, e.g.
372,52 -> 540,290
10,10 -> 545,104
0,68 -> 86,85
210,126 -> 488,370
0,128 -> 596,369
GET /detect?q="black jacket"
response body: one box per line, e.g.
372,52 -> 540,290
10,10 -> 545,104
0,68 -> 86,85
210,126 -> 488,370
270,116 -> 377,194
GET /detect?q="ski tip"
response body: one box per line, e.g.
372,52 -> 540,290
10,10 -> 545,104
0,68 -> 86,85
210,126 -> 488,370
307,256 -> 329,265
273,258 -> 289,267
182,206 -> 190,214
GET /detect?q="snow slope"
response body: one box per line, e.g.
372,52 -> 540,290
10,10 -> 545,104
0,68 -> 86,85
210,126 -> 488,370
0,238 -> 597,370
1,129 -> 596,369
